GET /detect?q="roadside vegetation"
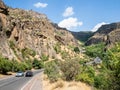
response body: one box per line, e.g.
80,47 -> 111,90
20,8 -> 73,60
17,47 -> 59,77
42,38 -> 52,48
0,56 -> 44,74
0,41 -> 45,75
44,43 -> 120,90
1,40 -> 120,90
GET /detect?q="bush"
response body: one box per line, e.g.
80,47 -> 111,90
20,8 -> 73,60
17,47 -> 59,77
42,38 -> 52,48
76,73 -> 94,85
41,54 -> 49,61
54,43 -> 61,54
94,74 -> 109,90
16,62 -> 26,71
61,51 -> 68,59
85,43 -> 105,58
9,41 -> 15,49
32,59 -> 44,69
0,57 -> 12,74
75,66 -> 95,85
74,47 -> 80,53
21,48 -> 36,58
24,60 -> 32,70
12,61 -> 29,72
60,59 -> 80,81
44,61 -> 60,82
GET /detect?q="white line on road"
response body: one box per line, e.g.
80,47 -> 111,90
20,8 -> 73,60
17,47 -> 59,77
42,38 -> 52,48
29,73 -> 42,90
21,72 -> 40,90
20,76 -> 35,90
30,78 -> 37,90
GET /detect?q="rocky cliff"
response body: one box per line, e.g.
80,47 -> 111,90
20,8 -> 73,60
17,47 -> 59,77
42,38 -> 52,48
0,1 -> 78,61
85,22 -> 120,47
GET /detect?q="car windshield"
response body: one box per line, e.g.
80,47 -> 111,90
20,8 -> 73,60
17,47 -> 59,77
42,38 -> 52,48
17,71 -> 23,73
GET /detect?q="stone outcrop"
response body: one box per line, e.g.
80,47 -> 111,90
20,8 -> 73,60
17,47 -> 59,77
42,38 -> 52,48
85,22 -> 120,48
0,0 -> 78,60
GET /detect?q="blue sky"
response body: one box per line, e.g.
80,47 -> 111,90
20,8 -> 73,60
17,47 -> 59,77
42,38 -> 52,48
3,0 -> 120,32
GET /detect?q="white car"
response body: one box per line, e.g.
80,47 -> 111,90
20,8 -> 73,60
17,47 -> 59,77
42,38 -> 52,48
16,71 -> 24,77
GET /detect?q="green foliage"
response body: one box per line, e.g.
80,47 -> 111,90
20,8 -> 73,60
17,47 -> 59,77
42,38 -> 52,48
114,60 -> 120,90
9,41 -> 15,49
85,43 -> 105,58
16,62 -> 26,71
40,54 -> 49,61
54,43 -> 61,54
76,66 -> 95,85
32,59 -> 44,69
0,57 -> 12,74
61,51 -> 68,59
74,47 -> 80,53
83,42 -> 120,90
21,48 -> 36,58
45,42 -> 120,89
60,59 -> 80,81
76,73 -> 94,85
44,61 -> 60,82
24,60 -> 32,70
94,74 -> 109,90
11,60 -> 32,72
102,43 -> 120,90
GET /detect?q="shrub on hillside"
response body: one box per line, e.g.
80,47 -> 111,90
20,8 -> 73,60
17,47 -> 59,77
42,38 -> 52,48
85,43 -> 105,58
21,48 -> 36,58
94,74 -> 109,90
32,59 -> 44,69
61,51 -> 68,59
75,66 -> 95,85
11,60 -> 30,72
0,57 -> 12,74
44,61 -> 60,82
74,47 -> 80,53
41,54 -> 49,61
60,59 -> 80,81
54,43 -> 61,54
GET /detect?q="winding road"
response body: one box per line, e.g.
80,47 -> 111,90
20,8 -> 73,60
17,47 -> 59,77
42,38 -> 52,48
0,69 -> 43,90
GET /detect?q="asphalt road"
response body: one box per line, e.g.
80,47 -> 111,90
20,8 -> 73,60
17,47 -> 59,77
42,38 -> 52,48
0,69 -> 43,90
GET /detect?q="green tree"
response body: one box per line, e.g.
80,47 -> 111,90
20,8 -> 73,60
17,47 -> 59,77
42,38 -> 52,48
32,59 -> 44,69
44,61 -> 60,82
0,57 -> 12,74
76,66 -> 95,85
74,47 -> 80,53
60,59 -> 80,81
85,43 -> 105,58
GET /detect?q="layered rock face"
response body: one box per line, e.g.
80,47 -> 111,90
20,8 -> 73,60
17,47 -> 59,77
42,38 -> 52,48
0,1 -> 78,60
85,22 -> 120,47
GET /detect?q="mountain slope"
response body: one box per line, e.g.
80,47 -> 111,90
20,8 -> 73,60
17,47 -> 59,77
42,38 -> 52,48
85,22 -> 120,48
0,1 -> 78,61
71,31 -> 93,42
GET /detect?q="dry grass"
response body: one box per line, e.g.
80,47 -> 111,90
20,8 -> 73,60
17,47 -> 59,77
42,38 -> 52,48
0,74 -> 3,78
68,82 -> 78,87
42,74 -> 92,90
52,81 -> 64,90
0,72 -> 15,79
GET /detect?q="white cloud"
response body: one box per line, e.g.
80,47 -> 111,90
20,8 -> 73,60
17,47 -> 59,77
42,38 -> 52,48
58,17 -> 83,30
91,22 -> 107,32
34,2 -> 48,8
63,7 -> 74,17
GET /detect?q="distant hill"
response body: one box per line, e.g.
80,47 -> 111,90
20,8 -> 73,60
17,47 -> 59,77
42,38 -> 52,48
71,31 -> 93,42
85,22 -> 120,48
